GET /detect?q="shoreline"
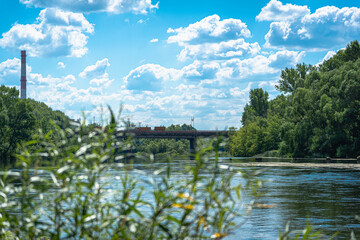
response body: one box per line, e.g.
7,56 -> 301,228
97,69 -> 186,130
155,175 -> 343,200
229,162 -> 360,170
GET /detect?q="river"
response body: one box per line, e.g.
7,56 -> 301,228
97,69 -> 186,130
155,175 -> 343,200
228,165 -> 360,239
5,160 -> 360,239
105,160 -> 360,239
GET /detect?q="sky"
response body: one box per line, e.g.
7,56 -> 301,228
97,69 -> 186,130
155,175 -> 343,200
0,0 -> 359,129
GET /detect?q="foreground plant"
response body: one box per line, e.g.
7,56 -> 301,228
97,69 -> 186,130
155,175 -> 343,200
0,110 -> 266,240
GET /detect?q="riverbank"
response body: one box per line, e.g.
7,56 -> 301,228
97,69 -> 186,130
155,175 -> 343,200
230,162 -> 360,170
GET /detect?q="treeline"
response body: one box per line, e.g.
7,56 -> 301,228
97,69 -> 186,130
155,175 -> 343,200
136,124 -> 195,156
0,86 -> 70,165
230,40 -> 360,158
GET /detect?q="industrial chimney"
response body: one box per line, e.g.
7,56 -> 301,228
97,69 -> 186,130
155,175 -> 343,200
20,50 -> 26,99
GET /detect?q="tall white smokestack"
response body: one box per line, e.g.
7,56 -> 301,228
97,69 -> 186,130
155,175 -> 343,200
20,50 -> 26,99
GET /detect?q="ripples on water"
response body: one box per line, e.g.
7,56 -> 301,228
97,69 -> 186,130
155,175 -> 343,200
106,161 -> 360,239
227,166 -> 360,239
11,161 -> 360,239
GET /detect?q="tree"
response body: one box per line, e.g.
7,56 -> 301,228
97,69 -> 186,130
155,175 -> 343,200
231,40 -> 360,158
0,87 -> 35,165
241,88 -> 269,125
0,85 -> 71,166
276,63 -> 313,93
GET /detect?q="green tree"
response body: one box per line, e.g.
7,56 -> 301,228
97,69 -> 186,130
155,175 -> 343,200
231,40 -> 360,158
276,63 -> 313,93
241,88 -> 269,126
0,87 -> 35,165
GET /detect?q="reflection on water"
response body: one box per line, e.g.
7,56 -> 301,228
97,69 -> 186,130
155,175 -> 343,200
227,166 -> 360,239
11,161 -> 360,239
106,162 -> 360,239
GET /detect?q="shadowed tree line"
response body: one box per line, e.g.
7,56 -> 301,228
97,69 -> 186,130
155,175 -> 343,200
0,86 -> 70,165
230,40 -> 360,158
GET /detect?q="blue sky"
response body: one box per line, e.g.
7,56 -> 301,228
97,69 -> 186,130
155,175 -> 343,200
0,0 -> 359,129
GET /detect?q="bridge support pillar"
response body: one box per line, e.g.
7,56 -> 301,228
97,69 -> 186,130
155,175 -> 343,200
189,138 -> 196,160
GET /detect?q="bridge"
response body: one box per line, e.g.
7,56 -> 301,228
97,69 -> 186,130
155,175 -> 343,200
117,129 -> 229,155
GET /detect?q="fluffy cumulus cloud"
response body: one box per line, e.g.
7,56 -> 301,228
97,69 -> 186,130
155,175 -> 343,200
167,14 -> 251,45
0,58 -> 125,121
0,11 -> 311,129
0,8 -> 93,57
258,1 -> 360,50
178,39 -> 261,61
0,58 -> 21,79
166,14 -> 263,64
229,82 -> 252,97
182,61 -> 220,81
256,0 -> 310,22
20,0 -> 158,14
0,58 -> 34,85
218,50 -> 304,80
80,58 -> 109,79
124,64 -> 181,91
268,50 -> 305,69
79,58 -> 113,87
123,49 -> 304,90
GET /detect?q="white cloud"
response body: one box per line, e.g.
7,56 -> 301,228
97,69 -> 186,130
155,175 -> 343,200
0,54 -> 288,130
57,62 -> 66,69
79,58 -> 110,79
0,8 -> 93,57
0,58 -> 21,78
182,60 -> 220,81
315,50 -> 337,66
79,59 -> 113,87
20,0 -> 158,14
30,72 -> 76,85
150,38 -> 159,43
322,51 -> 336,62
261,2 -> 360,50
167,14 -> 251,46
178,39 -> 261,61
256,0 -> 310,22
219,50 -> 304,80
123,49 -> 303,92
229,82 -> 252,97
268,50 -> 305,69
0,58 -> 34,85
124,64 -> 181,91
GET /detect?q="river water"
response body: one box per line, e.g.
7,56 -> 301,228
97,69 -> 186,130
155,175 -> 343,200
228,165 -> 360,239
8,160 -> 360,239
106,160 -> 360,239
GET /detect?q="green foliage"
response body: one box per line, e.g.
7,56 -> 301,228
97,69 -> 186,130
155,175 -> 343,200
0,110 -> 265,239
136,138 -> 189,156
0,86 -> 35,165
28,99 -> 70,132
242,88 -> 269,125
135,124 -> 195,156
230,40 -> 360,158
276,64 -> 313,93
0,85 -> 71,166
320,40 -> 360,72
